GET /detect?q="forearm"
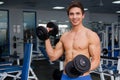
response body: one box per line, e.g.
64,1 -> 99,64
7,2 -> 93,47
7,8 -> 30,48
90,58 -> 100,71
45,39 -> 56,61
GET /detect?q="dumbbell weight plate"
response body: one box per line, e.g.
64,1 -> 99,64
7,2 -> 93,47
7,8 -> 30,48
65,61 -> 81,78
73,55 -> 91,73
102,48 -> 108,55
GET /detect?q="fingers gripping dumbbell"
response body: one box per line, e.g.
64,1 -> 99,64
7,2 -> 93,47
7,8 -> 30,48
65,54 -> 91,78
36,23 -> 59,41
47,22 -> 58,37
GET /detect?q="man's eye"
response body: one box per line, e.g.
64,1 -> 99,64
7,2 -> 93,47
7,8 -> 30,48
76,12 -> 80,15
69,13 -> 73,15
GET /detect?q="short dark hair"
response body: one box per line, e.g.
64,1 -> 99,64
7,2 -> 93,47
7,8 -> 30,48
67,1 -> 84,15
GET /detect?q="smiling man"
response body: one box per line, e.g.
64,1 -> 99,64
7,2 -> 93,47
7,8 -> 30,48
36,1 -> 101,80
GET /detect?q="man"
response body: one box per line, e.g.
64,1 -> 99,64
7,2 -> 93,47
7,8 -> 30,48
36,1 -> 101,80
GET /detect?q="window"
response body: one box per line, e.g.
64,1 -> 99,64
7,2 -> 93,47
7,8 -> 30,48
0,10 -> 9,56
23,11 -> 37,50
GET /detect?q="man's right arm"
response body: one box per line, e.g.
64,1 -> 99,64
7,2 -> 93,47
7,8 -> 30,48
45,38 -> 64,61
36,26 -> 64,61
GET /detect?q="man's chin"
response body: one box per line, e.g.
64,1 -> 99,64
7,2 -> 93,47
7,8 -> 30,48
72,24 -> 79,27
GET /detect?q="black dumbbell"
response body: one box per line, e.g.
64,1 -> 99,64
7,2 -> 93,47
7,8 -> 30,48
102,48 -> 108,55
65,54 -> 91,78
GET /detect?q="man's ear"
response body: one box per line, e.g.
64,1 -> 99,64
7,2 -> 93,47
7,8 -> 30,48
82,14 -> 85,19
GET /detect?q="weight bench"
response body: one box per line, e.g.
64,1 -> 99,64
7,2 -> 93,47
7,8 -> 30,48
91,56 -> 120,80
0,62 -> 12,66
0,43 -> 38,80
0,53 -> 20,66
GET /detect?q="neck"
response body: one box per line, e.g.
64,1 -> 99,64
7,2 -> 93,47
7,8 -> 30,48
71,24 -> 84,32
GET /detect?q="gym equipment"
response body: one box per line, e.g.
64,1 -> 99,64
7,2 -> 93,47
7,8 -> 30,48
47,22 -> 58,36
0,43 -> 38,80
65,55 -> 90,78
102,47 -> 120,57
102,48 -> 108,55
90,22 -> 120,80
36,26 -> 49,40
101,56 -> 120,80
32,46 -> 54,64
91,56 -> 120,80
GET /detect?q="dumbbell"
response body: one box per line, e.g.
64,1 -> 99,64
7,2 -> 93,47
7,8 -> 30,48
65,54 -> 91,78
102,48 -> 108,55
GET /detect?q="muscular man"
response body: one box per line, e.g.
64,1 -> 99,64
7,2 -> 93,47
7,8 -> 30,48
37,1 -> 101,80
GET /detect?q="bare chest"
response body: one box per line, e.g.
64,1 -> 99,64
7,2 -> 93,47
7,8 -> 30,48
63,33 -> 89,50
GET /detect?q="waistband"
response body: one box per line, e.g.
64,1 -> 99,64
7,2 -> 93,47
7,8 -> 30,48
62,73 -> 92,80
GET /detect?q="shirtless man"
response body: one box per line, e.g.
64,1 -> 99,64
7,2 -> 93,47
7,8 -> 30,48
36,1 -> 101,80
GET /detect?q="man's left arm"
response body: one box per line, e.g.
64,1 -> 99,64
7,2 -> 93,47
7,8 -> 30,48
88,32 -> 101,71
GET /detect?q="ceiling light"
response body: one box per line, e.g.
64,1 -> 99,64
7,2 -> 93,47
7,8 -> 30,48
38,24 -> 46,27
53,6 -> 65,10
84,8 -> 88,11
116,11 -> 120,13
0,1 -> 4,5
50,20 -> 57,22
58,24 -> 68,28
112,0 -> 120,4
65,20 -> 69,23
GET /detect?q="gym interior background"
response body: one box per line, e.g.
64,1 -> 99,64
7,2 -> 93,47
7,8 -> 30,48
0,0 -> 120,80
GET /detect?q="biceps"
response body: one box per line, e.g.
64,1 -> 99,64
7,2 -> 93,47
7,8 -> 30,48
54,41 -> 64,55
89,43 -> 101,58
89,35 -> 101,57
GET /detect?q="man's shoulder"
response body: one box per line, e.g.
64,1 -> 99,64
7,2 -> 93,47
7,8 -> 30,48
85,27 -> 97,34
84,28 -> 99,39
61,31 -> 69,37
84,27 -> 92,32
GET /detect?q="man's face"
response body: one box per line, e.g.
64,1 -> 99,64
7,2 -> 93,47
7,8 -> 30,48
68,7 -> 84,26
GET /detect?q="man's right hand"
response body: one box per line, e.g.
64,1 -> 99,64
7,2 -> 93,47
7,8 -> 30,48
36,26 -> 49,41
